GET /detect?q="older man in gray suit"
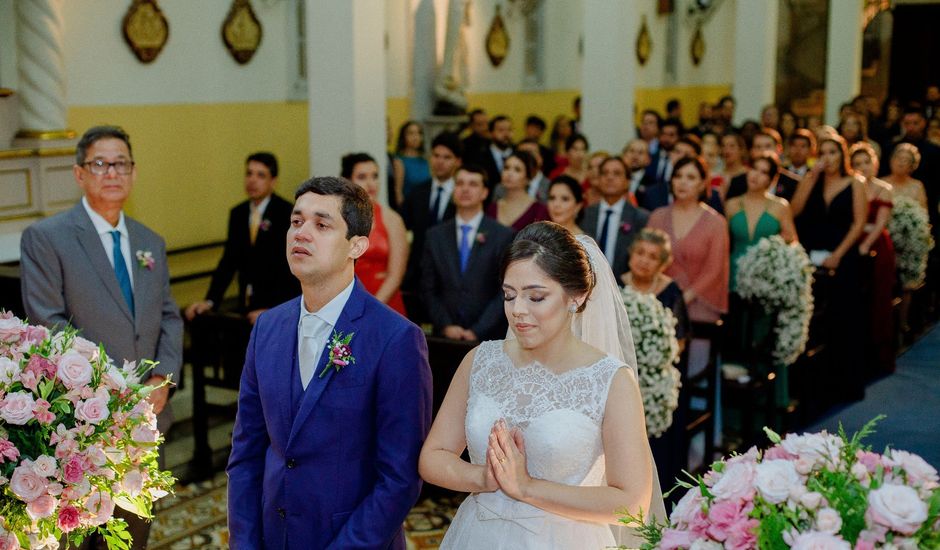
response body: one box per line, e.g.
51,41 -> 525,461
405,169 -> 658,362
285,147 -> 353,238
19,125 -> 182,550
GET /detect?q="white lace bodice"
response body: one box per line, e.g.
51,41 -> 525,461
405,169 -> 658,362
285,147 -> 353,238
465,340 -> 626,487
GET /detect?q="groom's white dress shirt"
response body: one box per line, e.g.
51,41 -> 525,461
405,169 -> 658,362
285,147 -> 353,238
297,279 -> 354,389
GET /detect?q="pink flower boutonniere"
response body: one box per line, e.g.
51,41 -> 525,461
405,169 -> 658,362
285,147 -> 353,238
476,232 -> 486,245
259,219 -> 272,232
318,330 -> 356,378
620,222 -> 633,234
135,250 -> 155,270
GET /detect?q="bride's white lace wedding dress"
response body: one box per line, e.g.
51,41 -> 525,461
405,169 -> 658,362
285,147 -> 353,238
440,340 -> 630,549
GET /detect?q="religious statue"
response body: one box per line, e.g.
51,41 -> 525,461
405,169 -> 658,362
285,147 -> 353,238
433,0 -> 470,116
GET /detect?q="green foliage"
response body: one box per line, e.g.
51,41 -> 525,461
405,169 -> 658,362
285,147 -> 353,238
808,469 -> 868,543
618,508 -> 663,550
755,512 -> 790,550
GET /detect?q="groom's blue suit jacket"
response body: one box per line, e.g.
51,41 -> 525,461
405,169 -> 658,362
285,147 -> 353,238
227,280 -> 433,549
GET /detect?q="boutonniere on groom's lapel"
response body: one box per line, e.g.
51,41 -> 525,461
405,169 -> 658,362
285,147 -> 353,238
619,222 -> 633,234
135,250 -> 155,270
476,232 -> 486,245
259,219 -> 272,232
318,330 -> 356,378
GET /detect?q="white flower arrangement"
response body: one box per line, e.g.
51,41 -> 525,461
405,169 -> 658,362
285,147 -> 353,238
735,236 -> 815,366
620,286 -> 681,438
888,196 -> 935,289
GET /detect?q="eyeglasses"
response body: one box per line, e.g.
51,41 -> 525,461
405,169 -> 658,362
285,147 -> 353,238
82,159 -> 135,175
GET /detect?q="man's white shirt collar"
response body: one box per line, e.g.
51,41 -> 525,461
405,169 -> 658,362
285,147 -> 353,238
455,210 -> 484,248
251,195 -> 272,216
82,196 -> 127,237
298,278 -> 356,331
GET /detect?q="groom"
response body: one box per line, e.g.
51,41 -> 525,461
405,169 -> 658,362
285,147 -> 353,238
227,176 -> 433,549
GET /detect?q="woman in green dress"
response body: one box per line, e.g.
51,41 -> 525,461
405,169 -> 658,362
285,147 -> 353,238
724,152 -> 797,416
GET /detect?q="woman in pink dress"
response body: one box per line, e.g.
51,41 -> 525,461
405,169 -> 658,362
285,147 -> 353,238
341,153 -> 408,315
647,156 -> 730,323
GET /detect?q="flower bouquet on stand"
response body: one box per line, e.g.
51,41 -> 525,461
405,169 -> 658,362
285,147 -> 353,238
0,312 -> 174,549
734,236 -> 814,366
623,417 -> 940,549
888,196 -> 935,289
620,287 -> 682,438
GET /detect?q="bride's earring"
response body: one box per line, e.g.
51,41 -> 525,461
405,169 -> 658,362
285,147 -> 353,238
568,304 -> 578,313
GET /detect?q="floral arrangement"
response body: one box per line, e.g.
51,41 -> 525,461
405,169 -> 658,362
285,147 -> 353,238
134,250 -> 154,271
620,286 -> 681,438
624,417 -> 940,549
318,331 -> 356,378
734,236 -> 815,366
0,312 -> 174,549
888,196 -> 935,289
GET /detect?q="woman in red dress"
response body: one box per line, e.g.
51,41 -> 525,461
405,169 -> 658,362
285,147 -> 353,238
341,153 -> 408,315
850,143 -> 897,375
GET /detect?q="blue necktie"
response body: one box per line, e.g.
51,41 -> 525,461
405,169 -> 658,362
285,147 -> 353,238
430,186 -> 443,224
459,224 -> 472,273
111,231 -> 134,316
597,208 -> 614,257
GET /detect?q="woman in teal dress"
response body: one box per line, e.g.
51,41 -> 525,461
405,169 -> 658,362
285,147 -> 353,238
394,120 -> 431,204
724,152 -> 797,412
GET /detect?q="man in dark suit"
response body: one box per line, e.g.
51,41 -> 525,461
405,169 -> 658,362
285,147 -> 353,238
185,152 -> 299,324
524,115 -> 557,177
646,118 -> 681,186
399,132 -> 462,319
581,157 -> 650,283
622,138 -> 655,207
461,108 -> 490,164
19,126 -> 182,549
468,115 -> 513,190
785,129 -> 816,178
421,165 -> 514,341
726,128 -> 799,201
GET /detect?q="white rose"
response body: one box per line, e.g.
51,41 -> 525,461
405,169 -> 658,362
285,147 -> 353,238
10,464 -> 47,502
815,507 -> 842,534
755,459 -> 802,504
887,450 -> 939,487
0,358 -> 20,384
70,336 -> 99,361
868,484 -> 928,535
0,391 -> 36,425
32,455 -> 58,478
851,462 -> 869,481
781,432 -> 842,468
710,460 -> 757,501
800,491 -> 823,510
56,351 -> 93,389
789,530 -> 851,550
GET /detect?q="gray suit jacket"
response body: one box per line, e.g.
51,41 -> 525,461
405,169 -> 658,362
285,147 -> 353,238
20,203 -> 183,423
582,199 -> 650,282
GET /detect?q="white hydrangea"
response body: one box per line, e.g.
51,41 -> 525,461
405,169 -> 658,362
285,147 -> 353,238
888,196 -> 935,289
735,235 -> 815,365
620,286 -> 681,438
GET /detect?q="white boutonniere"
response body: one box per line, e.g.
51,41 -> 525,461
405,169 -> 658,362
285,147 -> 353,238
135,250 -> 155,270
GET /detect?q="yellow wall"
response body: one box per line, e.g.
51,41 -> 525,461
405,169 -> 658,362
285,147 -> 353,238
635,85 -> 733,129
67,102 -> 310,249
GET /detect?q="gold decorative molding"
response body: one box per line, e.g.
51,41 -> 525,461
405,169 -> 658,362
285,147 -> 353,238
123,0 -> 170,64
222,0 -> 263,65
0,168 -> 33,212
485,4 -> 509,68
636,16 -> 651,66
0,147 -> 75,160
15,129 -> 77,140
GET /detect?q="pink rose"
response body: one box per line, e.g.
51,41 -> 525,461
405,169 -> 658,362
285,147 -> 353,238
711,460 -> 757,501
867,484 -> 928,535
23,325 -> 48,345
10,464 -> 47,501
84,491 -> 114,526
57,505 -> 80,532
0,316 -> 26,343
0,534 -> 17,550
56,351 -> 93,389
659,528 -> 695,550
0,391 -> 36,425
119,469 -> 144,497
32,455 -> 58,478
856,450 -> 884,473
63,456 -> 86,484
131,423 -> 159,444
763,445 -> 796,460
705,500 -> 750,542
0,439 -> 19,463
789,531 -> 851,549
75,395 -> 110,425
26,494 -> 57,519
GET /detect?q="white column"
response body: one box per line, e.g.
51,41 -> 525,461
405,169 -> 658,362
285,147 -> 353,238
581,0 -> 636,153
824,0 -> 864,125
731,0 -> 778,126
411,0 -> 436,122
306,0 -> 387,201
14,0 -> 67,133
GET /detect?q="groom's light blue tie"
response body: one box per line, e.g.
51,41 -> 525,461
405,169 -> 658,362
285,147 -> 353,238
299,314 -> 329,389
111,231 -> 134,316
459,224 -> 472,273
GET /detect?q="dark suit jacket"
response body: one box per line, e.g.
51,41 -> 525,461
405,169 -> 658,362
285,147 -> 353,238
581,200 -> 650,283
466,145 -> 510,194
462,133 -> 489,164
420,217 -> 514,340
726,171 -> 799,202
227,282 -> 432,549
640,179 -> 671,211
207,193 -> 299,310
20,202 -> 183,428
400,180 -> 456,292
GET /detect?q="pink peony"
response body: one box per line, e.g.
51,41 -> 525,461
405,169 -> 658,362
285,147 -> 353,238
10,464 -> 47,501
867,484 -> 928,535
63,456 -> 86,484
57,505 -> 80,532
25,355 -> 57,379
75,395 -> 110,425
26,494 -> 57,519
56,351 -> 93,389
84,491 -> 114,526
711,460 -> 757,501
0,439 -> 19,463
659,528 -> 696,550
0,391 -> 36,425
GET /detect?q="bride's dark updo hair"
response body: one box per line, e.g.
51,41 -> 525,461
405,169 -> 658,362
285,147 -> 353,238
500,222 -> 595,312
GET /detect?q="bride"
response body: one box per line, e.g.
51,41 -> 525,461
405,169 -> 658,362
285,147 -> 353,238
418,221 -> 665,549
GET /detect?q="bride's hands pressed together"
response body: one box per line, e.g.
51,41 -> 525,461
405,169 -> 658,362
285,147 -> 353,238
487,419 -> 532,501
